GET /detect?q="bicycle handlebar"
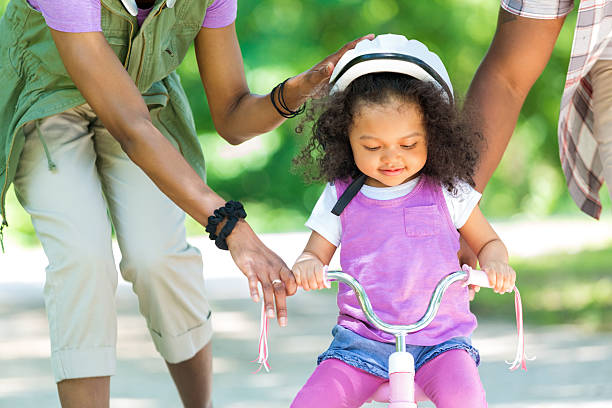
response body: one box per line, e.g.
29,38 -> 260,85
322,268 -> 529,369
251,267 -> 527,373
324,268 -> 492,337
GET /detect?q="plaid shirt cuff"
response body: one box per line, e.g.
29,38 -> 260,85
501,0 -> 574,19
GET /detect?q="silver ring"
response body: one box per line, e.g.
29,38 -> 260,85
271,279 -> 282,285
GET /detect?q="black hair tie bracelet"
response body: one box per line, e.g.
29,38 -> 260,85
205,200 -> 247,250
270,78 -> 306,119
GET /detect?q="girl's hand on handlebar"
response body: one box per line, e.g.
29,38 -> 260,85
226,220 -> 297,327
481,261 -> 516,294
292,253 -> 327,291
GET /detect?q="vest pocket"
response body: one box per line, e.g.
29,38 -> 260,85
143,81 -> 170,109
403,205 -> 441,237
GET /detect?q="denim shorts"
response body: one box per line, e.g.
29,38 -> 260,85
317,325 -> 480,379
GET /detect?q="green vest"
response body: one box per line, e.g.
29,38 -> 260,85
0,0 -> 212,244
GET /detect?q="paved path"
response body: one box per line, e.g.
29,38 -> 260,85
1,218 -> 612,407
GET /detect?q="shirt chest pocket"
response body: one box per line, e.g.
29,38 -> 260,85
403,205 -> 441,237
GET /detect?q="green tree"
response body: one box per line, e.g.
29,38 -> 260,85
0,0 -> 587,244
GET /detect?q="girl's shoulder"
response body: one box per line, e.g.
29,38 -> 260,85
331,177 -> 353,196
331,177 -> 352,186
439,180 -> 482,229
440,179 -> 480,199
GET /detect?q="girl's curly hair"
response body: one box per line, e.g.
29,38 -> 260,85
294,72 -> 482,194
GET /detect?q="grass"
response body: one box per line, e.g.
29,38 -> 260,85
471,248 -> 612,330
322,246 -> 612,331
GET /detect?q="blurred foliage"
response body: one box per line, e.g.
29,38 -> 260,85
321,245 -> 612,330
472,246 -> 612,330
194,0 -> 582,223
2,0 -> 606,244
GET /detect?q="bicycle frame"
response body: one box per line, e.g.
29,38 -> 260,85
325,268 -> 493,407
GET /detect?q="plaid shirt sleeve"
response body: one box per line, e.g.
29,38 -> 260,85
500,0 -> 574,19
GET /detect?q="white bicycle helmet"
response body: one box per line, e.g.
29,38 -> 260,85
329,34 -> 453,100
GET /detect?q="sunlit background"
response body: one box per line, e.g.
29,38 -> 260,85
1,1 -> 612,407
4,0 -> 611,242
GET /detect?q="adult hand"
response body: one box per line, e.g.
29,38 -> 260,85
458,236 -> 480,300
283,34 -> 375,106
226,220 -> 297,327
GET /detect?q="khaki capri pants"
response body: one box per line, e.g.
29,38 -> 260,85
13,104 -> 212,382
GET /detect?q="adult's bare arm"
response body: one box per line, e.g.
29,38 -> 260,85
194,23 -> 373,144
50,30 -> 295,326
466,9 -> 566,192
191,25 -> 372,320
460,9 -> 566,279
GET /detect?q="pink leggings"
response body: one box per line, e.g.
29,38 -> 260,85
291,349 -> 487,408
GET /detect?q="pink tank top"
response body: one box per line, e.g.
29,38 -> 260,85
335,176 -> 477,345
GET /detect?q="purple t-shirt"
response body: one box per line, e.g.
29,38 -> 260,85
27,0 -> 237,32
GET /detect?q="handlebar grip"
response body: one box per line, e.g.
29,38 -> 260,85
322,265 -> 332,288
465,268 -> 492,288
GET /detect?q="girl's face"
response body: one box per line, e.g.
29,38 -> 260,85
349,99 -> 427,188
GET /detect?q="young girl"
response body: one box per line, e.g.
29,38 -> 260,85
290,35 -> 516,407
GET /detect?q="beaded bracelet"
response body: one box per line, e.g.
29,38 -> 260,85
270,78 -> 306,119
205,201 -> 247,250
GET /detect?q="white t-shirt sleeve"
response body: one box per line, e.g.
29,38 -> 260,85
441,182 -> 482,229
305,183 -> 341,247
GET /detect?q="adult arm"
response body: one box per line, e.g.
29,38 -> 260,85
460,8 -> 566,276
49,30 -> 295,326
194,23 -> 373,144
466,8 -> 566,192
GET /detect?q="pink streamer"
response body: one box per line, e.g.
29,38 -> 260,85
252,302 -> 271,373
462,264 -> 533,371
506,286 -> 535,371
